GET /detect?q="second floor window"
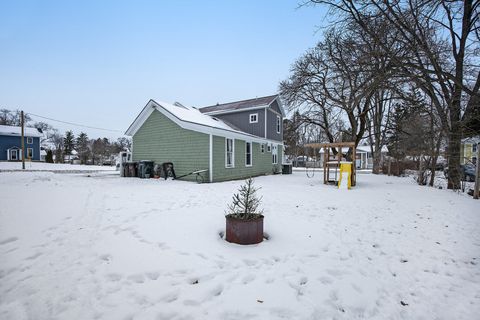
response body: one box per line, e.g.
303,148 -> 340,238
276,116 -> 281,133
473,143 -> 478,153
249,113 -> 258,123
27,137 -> 33,144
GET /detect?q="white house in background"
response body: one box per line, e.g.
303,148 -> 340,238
318,144 -> 388,169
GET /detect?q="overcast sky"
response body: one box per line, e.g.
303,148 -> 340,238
0,0 -> 327,139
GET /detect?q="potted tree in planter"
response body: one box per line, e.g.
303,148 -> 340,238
225,178 -> 264,245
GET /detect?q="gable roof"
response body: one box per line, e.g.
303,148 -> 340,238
125,99 -> 281,144
0,125 -> 43,138
199,94 -> 285,116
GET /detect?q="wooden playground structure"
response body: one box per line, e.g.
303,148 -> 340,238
304,142 -> 357,187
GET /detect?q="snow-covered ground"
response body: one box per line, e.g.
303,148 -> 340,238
0,171 -> 479,320
0,161 -> 116,172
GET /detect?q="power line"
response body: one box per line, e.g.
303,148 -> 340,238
26,112 -> 124,133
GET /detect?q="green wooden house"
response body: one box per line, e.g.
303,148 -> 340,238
125,96 -> 284,182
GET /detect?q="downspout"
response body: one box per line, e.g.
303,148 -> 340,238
209,134 -> 213,183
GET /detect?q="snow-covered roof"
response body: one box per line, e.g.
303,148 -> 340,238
125,99 -> 282,144
462,136 -> 480,144
0,125 -> 43,137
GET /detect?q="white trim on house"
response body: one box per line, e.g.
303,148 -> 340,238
209,134 -> 213,182
125,99 -> 282,146
276,115 -> 281,134
245,141 -> 252,167
249,113 -> 258,123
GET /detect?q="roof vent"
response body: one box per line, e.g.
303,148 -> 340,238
173,101 -> 188,109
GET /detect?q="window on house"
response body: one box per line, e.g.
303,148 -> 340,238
267,144 -> 271,153
226,138 -> 234,168
472,157 -> 477,165
245,142 -> 252,166
272,144 -> 278,164
276,115 -> 281,134
27,148 -> 33,159
27,137 -> 33,144
261,144 -> 265,153
473,143 -> 478,153
249,113 -> 258,123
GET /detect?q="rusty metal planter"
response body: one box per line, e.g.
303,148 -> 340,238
225,214 -> 264,245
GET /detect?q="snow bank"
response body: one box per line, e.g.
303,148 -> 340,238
0,172 -> 478,319
0,162 -> 116,172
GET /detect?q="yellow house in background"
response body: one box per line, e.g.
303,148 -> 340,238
461,136 -> 479,165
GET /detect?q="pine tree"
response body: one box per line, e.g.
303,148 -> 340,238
76,132 -> 89,164
226,178 -> 263,220
63,130 -> 75,156
45,150 -> 54,163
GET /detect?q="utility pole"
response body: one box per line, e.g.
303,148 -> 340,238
21,110 -> 25,170
474,142 -> 480,200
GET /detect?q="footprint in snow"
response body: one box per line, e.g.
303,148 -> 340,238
145,272 -> 160,280
242,274 -> 256,284
0,237 -> 19,246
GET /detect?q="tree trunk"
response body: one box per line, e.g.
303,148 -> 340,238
447,123 -> 462,190
372,148 -> 382,174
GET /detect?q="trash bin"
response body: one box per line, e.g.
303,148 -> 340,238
126,162 -> 138,177
138,160 -> 155,178
282,164 -> 292,174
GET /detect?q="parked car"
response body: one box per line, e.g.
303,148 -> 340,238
444,164 -> 476,182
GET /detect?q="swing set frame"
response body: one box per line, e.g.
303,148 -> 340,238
304,142 -> 357,187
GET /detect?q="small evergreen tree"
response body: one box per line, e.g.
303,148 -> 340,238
45,150 -> 54,163
226,178 -> 263,220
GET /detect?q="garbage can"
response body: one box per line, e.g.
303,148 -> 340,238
127,162 -> 138,177
282,164 -> 293,174
138,160 -> 155,178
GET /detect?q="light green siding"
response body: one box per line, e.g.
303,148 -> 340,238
132,110 -> 209,181
212,136 -> 282,182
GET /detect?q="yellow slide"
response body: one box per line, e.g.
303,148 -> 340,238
338,162 -> 352,190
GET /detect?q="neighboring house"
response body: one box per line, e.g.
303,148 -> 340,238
0,125 -> 43,161
318,144 -> 388,169
461,136 -> 479,165
125,95 -> 285,182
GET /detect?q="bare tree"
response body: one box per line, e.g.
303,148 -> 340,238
306,0 -> 480,189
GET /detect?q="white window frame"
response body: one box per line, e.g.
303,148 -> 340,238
9,149 -> 18,161
27,148 -> 33,159
272,144 -> 278,164
267,144 -> 271,152
27,137 -> 33,144
261,144 -> 265,153
245,142 -> 252,167
276,115 -> 281,134
225,138 -> 235,168
249,113 -> 258,124
473,143 -> 478,153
